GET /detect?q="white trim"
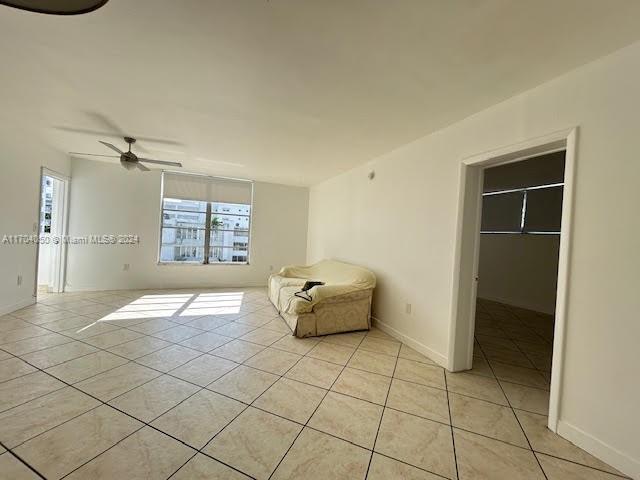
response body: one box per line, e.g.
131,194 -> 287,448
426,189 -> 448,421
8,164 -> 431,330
372,316 -> 448,367
161,169 -> 254,184
448,165 -> 466,370
35,168 -> 70,296
482,182 -> 565,196
467,169 -> 485,366
0,298 -> 36,317
157,170 -> 166,264
479,231 -> 561,235
52,172 -> 70,293
461,129 -> 571,166
548,127 -> 577,431
448,127 -> 578,436
557,420 -> 639,479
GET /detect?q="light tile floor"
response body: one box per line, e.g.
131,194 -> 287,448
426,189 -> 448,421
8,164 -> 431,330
0,289 -> 629,479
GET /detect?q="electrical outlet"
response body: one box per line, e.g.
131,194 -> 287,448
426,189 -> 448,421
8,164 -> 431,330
269,265 -> 274,271
405,303 -> 412,314
17,274 -> 22,286
123,264 -> 130,271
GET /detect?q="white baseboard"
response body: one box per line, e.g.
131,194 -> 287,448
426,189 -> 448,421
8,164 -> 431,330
0,297 -> 36,316
557,420 -> 639,479
371,316 -> 448,368
64,282 -> 267,293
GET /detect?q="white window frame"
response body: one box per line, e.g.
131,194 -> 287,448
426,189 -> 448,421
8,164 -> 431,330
480,182 -> 564,235
157,172 -> 253,266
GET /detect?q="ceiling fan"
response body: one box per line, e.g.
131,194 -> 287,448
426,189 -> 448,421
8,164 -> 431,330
71,137 -> 183,172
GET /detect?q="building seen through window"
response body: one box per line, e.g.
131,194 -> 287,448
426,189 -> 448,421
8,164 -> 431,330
160,198 -> 250,264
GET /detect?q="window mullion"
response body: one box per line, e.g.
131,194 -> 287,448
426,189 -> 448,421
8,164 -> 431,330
203,202 -> 212,264
520,189 -> 527,233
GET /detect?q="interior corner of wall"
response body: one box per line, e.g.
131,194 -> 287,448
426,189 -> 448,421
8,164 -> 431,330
0,296 -> 36,317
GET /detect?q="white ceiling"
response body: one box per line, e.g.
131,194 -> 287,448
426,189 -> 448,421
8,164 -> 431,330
2,0 -> 640,185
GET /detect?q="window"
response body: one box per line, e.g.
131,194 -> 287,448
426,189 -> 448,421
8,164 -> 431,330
480,183 -> 564,234
40,176 -> 54,233
159,172 -> 253,264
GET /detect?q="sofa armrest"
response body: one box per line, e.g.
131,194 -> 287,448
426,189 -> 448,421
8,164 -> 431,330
278,264 -> 308,278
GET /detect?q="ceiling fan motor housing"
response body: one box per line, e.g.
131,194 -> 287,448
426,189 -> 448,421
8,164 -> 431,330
120,155 -> 137,169
121,151 -> 137,161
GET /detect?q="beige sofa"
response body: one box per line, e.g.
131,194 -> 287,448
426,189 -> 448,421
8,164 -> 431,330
268,259 -> 376,338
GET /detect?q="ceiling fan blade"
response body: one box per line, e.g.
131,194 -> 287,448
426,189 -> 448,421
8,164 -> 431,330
139,158 -> 183,167
54,126 -> 118,136
99,141 -> 124,154
84,112 -> 183,146
69,152 -> 119,158
85,112 -> 125,136
136,162 -> 150,171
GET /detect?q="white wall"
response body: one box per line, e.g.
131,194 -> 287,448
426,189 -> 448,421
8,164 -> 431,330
477,234 -> 559,314
308,41 -> 640,477
37,239 -> 52,288
0,135 -> 70,315
64,158 -> 308,291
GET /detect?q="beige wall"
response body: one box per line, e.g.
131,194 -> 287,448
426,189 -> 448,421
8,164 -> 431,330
478,234 -> 560,314
65,158 -> 309,291
308,41 -> 640,476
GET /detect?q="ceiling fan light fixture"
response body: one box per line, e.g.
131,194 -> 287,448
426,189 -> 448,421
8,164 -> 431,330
120,159 -> 137,171
0,0 -> 109,15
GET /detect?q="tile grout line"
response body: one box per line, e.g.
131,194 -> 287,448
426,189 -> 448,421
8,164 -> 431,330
6,301 -> 499,472
6,330 -> 574,480
363,336 -> 400,479
0,370 -> 153,479
529,452 -> 631,479
0,441 -> 47,479
475,331 -> 549,480
7,297 -> 271,478
263,333 -> 368,479
500,303 -> 554,380
181,330 -> 330,477
443,370 -> 461,480
0,317 -> 268,478
475,307 -> 554,385
3,293 -> 620,479
481,302 -> 629,480
5,308 -> 490,398
150,317 -> 342,478
5,337 -> 553,419
2,315 -> 292,421
4,321 -> 503,480
164,451 -> 201,480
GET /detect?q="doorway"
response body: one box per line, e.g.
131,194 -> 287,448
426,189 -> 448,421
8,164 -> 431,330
35,169 -> 69,295
449,127 -> 577,432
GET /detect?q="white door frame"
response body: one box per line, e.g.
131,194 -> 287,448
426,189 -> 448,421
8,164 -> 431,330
447,127 -> 578,432
34,168 -> 70,295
